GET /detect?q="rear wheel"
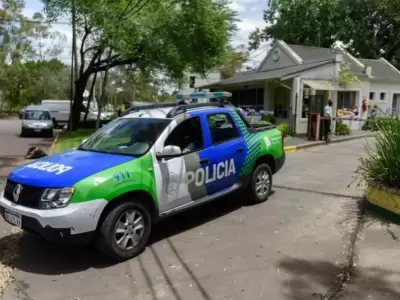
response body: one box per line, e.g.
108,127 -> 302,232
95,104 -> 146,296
95,201 -> 152,261
247,163 -> 273,204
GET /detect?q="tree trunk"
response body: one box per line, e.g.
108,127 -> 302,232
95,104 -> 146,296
84,72 -> 97,121
71,75 -> 88,130
96,50 -> 112,130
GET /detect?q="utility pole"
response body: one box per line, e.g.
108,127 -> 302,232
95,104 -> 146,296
69,0 -> 76,133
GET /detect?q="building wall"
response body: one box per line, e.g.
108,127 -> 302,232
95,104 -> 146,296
368,82 -> 400,114
259,44 -> 298,72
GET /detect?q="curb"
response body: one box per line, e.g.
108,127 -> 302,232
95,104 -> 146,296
49,132 -> 59,154
284,132 -> 376,152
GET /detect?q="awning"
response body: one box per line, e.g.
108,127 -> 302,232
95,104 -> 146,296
302,80 -> 336,91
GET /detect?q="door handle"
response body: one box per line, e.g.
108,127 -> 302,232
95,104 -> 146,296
236,147 -> 244,152
199,158 -> 209,164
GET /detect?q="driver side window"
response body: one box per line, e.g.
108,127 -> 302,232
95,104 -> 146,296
164,117 -> 203,154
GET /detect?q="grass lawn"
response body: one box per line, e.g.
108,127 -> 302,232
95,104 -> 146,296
53,129 -> 94,153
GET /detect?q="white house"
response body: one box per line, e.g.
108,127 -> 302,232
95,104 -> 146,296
200,40 -> 400,135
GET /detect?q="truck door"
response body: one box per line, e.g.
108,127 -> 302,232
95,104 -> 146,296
199,111 -> 247,196
153,116 -> 207,213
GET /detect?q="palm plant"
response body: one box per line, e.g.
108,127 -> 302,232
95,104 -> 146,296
358,117 -> 400,189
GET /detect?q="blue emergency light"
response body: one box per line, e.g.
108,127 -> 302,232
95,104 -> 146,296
174,91 -> 232,99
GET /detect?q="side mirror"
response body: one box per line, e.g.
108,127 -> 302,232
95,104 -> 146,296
81,138 -> 88,144
156,145 -> 181,160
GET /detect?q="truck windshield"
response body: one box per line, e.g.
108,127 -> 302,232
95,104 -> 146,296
78,118 -> 171,156
24,110 -> 51,120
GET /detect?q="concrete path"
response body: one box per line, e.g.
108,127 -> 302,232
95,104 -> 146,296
0,118 -> 53,297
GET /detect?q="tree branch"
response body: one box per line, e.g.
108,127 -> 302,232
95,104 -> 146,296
119,0 -> 150,22
92,58 -> 137,73
79,18 -> 92,77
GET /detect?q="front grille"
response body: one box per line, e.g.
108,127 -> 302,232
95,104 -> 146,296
4,179 -> 45,208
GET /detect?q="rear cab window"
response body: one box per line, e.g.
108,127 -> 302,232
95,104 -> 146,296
206,113 -> 240,145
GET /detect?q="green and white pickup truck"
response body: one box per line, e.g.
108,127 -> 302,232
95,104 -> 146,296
0,92 -> 285,261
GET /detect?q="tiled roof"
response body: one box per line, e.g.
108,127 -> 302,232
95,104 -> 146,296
359,58 -> 400,82
288,44 -> 367,77
200,60 -> 333,89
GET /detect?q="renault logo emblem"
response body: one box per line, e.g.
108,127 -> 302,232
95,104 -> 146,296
13,184 -> 22,202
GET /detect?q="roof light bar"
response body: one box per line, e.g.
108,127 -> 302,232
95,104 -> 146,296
174,91 -> 232,99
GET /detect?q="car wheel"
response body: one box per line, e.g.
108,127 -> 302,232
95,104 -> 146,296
248,163 -> 273,204
95,201 -> 152,261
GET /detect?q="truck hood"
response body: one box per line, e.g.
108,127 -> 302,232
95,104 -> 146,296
8,150 -> 135,187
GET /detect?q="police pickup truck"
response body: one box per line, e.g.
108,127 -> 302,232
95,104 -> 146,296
0,92 -> 285,261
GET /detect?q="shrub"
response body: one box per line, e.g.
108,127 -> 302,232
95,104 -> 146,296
250,120 -> 272,127
277,123 -> 289,137
261,114 -> 276,124
358,117 -> 400,189
336,123 -> 350,135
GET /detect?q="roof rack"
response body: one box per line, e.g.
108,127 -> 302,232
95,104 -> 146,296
174,91 -> 232,100
166,102 -> 224,118
121,101 -> 186,116
121,91 -> 234,118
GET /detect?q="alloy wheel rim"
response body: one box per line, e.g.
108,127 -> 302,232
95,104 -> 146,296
255,170 -> 270,197
114,209 -> 145,250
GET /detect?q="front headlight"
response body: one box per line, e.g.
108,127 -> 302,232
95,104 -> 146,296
40,187 -> 74,209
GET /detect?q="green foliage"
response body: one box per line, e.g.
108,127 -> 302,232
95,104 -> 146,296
43,0 -> 237,129
261,113 -> 276,124
250,120 -> 272,127
277,123 -> 289,137
0,0 -> 68,112
362,118 -> 380,131
249,0 -> 343,50
338,61 -> 360,88
358,117 -> 400,189
335,122 -> 350,135
220,44 -> 248,79
249,0 -> 400,69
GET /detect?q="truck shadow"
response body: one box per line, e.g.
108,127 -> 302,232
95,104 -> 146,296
0,190 -> 276,276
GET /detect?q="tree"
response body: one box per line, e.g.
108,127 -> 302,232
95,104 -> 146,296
220,44 -> 248,79
29,12 -> 66,61
249,0 -> 400,69
43,0 -> 237,130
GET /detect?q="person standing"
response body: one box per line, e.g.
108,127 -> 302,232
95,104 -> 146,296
323,99 -> 333,144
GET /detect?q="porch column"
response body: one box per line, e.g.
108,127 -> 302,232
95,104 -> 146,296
291,76 -> 301,134
331,90 -> 338,133
263,81 -> 273,110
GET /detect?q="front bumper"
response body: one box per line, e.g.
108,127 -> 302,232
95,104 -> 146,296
22,127 -> 53,136
0,194 -> 107,244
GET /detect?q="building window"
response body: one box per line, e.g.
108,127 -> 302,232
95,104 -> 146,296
206,113 -> 239,145
380,92 -> 386,101
302,97 -> 310,118
337,91 -> 356,109
274,87 -> 290,119
369,92 -> 375,100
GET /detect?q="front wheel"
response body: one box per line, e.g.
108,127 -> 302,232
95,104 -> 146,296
95,201 -> 152,261
247,163 -> 273,204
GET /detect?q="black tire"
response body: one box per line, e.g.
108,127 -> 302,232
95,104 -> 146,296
95,201 -> 152,261
247,163 -> 273,204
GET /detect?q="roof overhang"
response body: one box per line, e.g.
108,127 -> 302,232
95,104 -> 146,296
302,79 -> 336,91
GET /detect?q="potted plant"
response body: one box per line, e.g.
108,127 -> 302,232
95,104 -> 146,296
357,117 -> 400,214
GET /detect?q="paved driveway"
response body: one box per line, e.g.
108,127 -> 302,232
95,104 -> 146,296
1,138 -> 371,300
